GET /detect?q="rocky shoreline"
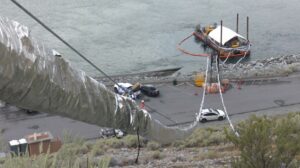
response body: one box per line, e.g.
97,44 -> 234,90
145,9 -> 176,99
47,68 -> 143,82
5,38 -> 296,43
96,53 -> 300,86
222,53 -> 300,79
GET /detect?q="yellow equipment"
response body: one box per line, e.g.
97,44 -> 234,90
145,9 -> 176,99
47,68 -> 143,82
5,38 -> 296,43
231,40 -> 240,48
203,25 -> 215,36
194,73 -> 205,87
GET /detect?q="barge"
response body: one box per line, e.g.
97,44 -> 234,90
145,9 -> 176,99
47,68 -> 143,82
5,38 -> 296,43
194,23 -> 251,59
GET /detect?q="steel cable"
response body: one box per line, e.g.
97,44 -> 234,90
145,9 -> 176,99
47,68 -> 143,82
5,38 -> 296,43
232,46 -> 251,69
196,56 -> 210,121
11,0 -> 128,93
215,55 -> 239,136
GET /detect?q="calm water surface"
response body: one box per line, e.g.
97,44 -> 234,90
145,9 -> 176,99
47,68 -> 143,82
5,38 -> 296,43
1,0 -> 300,76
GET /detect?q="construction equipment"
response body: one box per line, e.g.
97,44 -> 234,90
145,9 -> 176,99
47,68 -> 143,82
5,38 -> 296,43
194,73 -> 205,87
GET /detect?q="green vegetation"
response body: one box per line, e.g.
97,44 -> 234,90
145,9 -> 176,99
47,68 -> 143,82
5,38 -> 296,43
146,141 -> 161,151
226,114 -> 300,168
0,134 -> 148,168
149,150 -> 163,160
1,113 -> 300,167
171,127 -> 227,148
98,156 -> 111,168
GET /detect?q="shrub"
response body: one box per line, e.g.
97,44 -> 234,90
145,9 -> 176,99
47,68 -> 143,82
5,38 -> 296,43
226,114 -> 300,168
123,135 -> 145,148
146,141 -> 161,151
172,127 -> 227,148
2,153 -> 52,168
90,144 -> 105,157
198,150 -> 219,160
104,138 -> 124,148
150,150 -> 163,160
62,130 -> 84,144
98,156 -> 112,168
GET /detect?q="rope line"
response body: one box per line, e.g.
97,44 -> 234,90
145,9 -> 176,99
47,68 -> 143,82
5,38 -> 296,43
215,55 -> 239,136
196,56 -> 210,121
221,51 -> 232,65
233,46 -> 251,69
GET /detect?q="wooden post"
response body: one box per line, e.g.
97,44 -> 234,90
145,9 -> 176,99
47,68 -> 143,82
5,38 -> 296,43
247,16 -> 249,41
236,13 -> 239,33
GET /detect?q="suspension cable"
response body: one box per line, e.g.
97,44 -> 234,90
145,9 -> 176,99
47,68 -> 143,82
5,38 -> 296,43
232,46 -> 251,69
221,50 -> 232,65
11,0 -> 129,92
215,55 -> 239,136
196,56 -> 210,121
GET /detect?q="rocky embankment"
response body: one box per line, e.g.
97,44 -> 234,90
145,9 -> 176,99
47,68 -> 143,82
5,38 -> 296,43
96,54 -> 300,86
222,53 -> 300,79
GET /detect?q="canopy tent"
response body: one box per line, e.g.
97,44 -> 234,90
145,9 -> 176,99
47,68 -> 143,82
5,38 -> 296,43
208,26 -> 246,45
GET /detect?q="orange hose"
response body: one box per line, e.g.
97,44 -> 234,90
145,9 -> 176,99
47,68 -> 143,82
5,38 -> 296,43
177,32 -> 210,57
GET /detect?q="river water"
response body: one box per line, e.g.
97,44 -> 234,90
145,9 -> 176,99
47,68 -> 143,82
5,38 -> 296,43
1,0 -> 300,76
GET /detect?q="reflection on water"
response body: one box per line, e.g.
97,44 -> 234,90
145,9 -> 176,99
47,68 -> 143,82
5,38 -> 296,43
1,0 -> 300,75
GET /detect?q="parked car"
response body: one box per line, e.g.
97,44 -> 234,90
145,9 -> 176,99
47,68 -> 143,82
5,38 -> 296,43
99,128 -> 126,139
140,85 -> 159,97
113,83 -> 141,100
199,108 -> 226,123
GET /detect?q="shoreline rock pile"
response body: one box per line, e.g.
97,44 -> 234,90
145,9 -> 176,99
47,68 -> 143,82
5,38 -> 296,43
96,53 -> 300,86
221,53 -> 300,79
